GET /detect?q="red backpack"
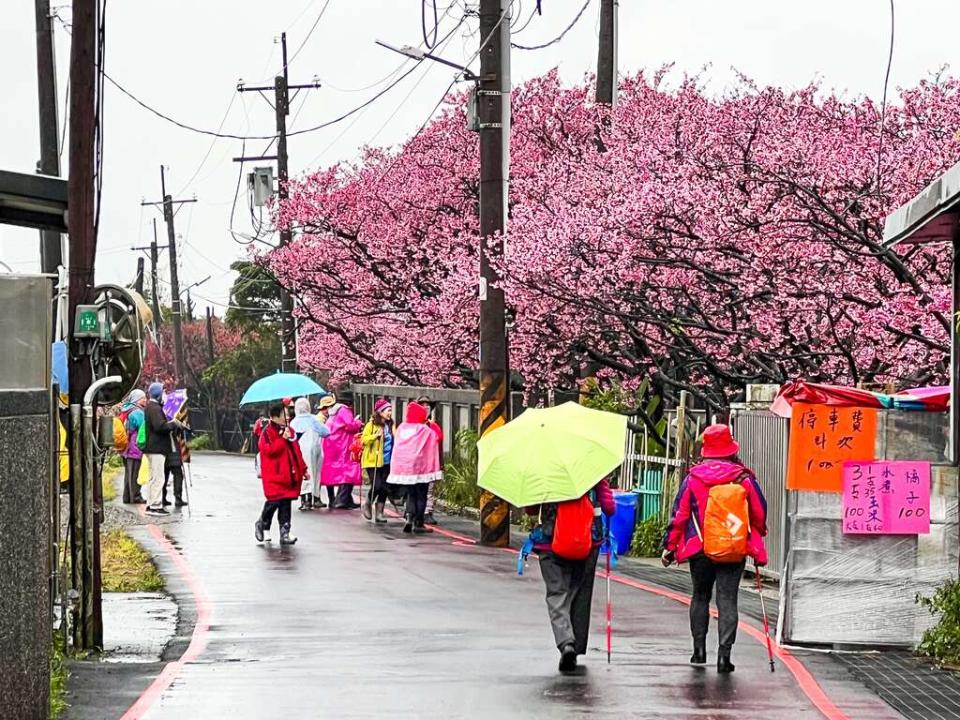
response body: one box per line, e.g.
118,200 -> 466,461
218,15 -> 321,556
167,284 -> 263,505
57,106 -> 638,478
551,495 -> 596,560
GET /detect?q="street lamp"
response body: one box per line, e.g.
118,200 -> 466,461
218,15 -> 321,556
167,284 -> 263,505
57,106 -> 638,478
375,39 -> 480,82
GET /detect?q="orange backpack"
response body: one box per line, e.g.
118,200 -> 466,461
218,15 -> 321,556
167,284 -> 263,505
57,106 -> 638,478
696,476 -> 750,563
551,495 -> 596,561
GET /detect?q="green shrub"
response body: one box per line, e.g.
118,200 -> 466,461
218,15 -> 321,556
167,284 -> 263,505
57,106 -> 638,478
917,578 -> 960,666
630,515 -> 667,558
49,634 -> 68,719
103,453 -> 124,470
188,433 -> 214,451
435,429 -> 480,511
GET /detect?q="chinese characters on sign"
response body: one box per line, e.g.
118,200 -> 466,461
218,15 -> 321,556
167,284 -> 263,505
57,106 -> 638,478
786,404 -> 877,492
841,461 -> 931,535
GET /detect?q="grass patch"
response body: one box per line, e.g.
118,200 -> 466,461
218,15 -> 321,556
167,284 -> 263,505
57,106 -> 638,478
188,433 -> 213,451
101,529 -> 165,593
629,515 -> 668,558
49,634 -> 68,719
101,461 -> 121,503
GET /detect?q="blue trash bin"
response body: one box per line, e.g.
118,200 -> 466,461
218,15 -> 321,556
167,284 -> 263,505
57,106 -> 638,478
604,491 -> 639,555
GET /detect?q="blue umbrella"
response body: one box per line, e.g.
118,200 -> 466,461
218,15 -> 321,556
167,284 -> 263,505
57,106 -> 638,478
239,372 -> 327,406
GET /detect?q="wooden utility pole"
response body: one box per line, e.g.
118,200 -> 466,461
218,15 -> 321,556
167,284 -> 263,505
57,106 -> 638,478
596,0 -> 619,107
477,0 -> 512,547
134,257 -> 144,294
35,0 -> 63,277
205,307 -> 221,449
131,221 -> 166,329
142,169 -> 195,381
67,0 -> 100,651
236,32 -> 319,373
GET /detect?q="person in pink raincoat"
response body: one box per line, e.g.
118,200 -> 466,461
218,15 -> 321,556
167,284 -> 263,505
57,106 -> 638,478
320,400 -> 364,510
662,424 -> 768,674
387,402 -> 442,535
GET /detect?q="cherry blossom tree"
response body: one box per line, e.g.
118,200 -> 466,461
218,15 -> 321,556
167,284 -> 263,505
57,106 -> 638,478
269,68 -> 960,412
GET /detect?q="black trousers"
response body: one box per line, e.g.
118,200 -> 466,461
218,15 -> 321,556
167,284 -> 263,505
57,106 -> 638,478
538,548 -> 600,654
689,554 -> 745,652
334,483 -> 356,508
163,463 -> 184,503
260,499 -> 292,529
325,486 -> 337,507
366,465 -> 391,505
405,483 -> 429,525
122,457 -> 143,503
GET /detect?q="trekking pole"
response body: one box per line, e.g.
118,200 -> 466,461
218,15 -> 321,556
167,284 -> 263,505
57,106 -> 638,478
755,571 -> 775,672
606,529 -> 612,665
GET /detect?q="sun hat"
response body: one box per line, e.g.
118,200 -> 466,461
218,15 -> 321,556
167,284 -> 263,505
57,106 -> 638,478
318,393 -> 337,410
700,424 -> 740,459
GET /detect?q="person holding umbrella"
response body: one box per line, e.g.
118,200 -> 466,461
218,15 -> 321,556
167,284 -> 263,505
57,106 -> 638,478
255,402 -> 308,545
476,402 -> 626,674
661,424 -> 768,674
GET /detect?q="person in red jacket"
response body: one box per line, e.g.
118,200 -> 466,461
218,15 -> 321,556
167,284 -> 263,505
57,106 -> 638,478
255,403 -> 307,546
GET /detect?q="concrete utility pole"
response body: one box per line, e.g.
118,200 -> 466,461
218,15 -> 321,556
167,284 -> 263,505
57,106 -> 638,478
142,168 -> 196,381
35,0 -> 63,277
477,0 -> 512,547
596,0 -> 619,107
67,0 -> 100,651
236,32 -> 319,373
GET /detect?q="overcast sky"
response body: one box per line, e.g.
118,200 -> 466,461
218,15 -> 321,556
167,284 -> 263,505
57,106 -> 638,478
2,0 -> 958,314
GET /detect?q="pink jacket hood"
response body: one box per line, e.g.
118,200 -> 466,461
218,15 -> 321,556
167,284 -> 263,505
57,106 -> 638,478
689,460 -> 749,486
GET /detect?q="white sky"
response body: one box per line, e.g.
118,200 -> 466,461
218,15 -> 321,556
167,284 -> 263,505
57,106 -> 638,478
1,0 -> 958,313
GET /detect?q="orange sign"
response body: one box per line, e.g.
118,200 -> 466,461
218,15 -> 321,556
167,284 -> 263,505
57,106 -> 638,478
786,403 -> 877,492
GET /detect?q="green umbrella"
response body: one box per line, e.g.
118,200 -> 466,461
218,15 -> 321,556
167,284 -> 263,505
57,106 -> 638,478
477,402 -> 628,507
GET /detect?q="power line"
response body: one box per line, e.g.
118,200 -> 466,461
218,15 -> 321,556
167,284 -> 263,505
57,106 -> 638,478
876,0 -> 895,190
511,0 -> 591,50
284,0 -> 335,72
422,0 -> 440,48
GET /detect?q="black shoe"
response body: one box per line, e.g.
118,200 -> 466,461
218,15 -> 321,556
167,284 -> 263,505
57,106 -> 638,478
403,520 -> 413,534
559,644 -> 578,674
133,497 -> 146,504
255,519 -> 265,543
175,498 -> 188,508
690,646 -> 707,665
280,524 -> 298,546
413,525 -> 433,535
162,500 -> 172,507
717,651 -> 735,674
313,497 -> 327,509
146,507 -> 169,516
423,513 -> 438,526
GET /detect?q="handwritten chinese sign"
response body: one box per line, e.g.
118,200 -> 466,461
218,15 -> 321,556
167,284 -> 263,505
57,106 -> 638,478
841,461 -> 931,535
786,404 -> 877,492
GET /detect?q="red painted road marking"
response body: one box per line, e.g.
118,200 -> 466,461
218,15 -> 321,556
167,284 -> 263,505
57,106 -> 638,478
119,524 -> 212,720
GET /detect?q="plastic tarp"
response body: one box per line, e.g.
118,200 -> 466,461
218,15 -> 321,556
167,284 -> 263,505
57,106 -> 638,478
771,380 -> 950,418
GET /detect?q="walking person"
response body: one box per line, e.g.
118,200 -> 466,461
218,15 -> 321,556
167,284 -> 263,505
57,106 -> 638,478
290,397 -> 330,510
320,397 -> 364,510
360,399 -> 395,524
120,389 -> 146,504
526,477 -> 615,674
662,424 -> 768,674
388,402 -> 443,535
143,383 -> 181,516
255,402 -> 307,545
417,395 -> 444,526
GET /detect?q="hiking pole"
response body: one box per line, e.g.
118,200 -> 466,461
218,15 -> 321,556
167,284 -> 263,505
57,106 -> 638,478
755,571 -> 775,672
605,530 -> 612,665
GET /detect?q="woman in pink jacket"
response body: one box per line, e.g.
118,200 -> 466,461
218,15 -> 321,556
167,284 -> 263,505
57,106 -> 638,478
662,424 -> 768,674
320,402 -> 364,510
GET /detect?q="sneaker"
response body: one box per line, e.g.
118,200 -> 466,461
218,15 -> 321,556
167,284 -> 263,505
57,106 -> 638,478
255,519 -> 265,543
423,513 -> 438,526
146,507 -> 169,516
403,520 -> 413,534
313,497 -> 327,509
280,525 -> 298,546
361,502 -> 372,521
175,499 -> 188,508
559,644 -> 577,674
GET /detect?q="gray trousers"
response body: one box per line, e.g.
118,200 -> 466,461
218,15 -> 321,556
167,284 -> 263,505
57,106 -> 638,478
539,548 -> 599,654
689,554 -> 745,651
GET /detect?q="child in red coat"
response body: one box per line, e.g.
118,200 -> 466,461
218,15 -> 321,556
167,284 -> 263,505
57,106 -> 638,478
255,403 -> 308,545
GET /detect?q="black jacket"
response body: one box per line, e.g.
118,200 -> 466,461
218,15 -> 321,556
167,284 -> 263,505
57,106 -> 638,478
143,399 -> 176,455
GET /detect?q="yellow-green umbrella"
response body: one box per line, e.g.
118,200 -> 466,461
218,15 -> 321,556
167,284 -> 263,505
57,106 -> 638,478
477,402 -> 627,507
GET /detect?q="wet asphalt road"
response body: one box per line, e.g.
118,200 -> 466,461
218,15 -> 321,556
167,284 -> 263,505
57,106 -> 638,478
129,454 -> 901,720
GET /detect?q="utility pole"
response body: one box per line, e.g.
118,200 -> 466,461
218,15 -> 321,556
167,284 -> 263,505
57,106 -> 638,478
35,0 -> 63,277
134,257 -> 144,294
235,32 -> 319,373
205,307 -> 221,449
596,0 -> 619,107
131,220 -> 166,329
477,0 -> 512,547
67,0 -> 99,651
142,168 -> 196,381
